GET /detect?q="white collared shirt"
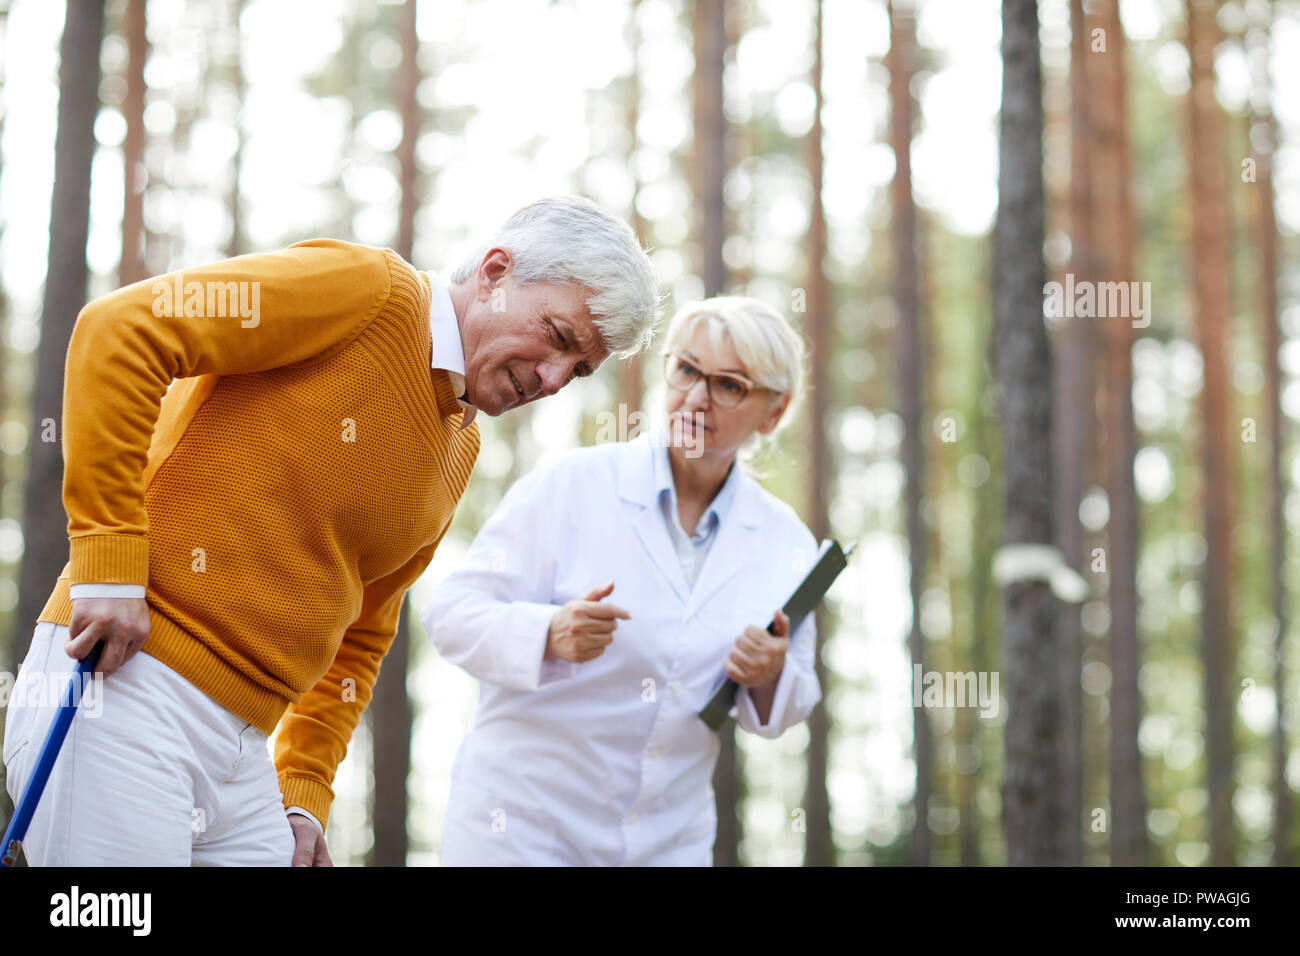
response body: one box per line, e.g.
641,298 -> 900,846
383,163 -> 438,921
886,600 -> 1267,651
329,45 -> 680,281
652,439 -> 739,591
424,270 -> 477,430
423,433 -> 821,866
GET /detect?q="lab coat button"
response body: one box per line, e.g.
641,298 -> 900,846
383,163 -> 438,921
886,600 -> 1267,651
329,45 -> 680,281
625,812 -> 639,824
648,748 -> 660,759
670,681 -> 685,695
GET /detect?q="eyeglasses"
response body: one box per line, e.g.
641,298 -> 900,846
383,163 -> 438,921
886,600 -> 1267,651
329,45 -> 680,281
663,353 -> 761,408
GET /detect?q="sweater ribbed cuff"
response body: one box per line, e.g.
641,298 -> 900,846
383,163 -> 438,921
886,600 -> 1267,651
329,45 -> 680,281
69,534 -> 149,587
279,774 -> 335,831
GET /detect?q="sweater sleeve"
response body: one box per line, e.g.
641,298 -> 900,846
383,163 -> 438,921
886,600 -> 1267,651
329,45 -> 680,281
273,539 -> 439,829
61,239 -> 393,587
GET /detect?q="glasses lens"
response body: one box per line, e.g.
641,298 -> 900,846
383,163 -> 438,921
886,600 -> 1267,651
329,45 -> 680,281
710,374 -> 749,407
666,356 -> 700,392
666,355 -> 752,406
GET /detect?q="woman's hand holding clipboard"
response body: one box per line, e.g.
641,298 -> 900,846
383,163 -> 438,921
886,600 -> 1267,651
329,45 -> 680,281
698,539 -> 855,730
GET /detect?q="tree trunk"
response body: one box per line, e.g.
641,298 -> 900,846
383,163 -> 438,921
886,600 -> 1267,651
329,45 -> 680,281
1053,0 -> 1097,868
0,1 -> 10,827
1089,0 -> 1148,867
693,0 -> 743,869
887,0 -> 930,868
694,0 -> 726,300
961,348 -> 999,867
395,0 -> 419,265
619,0 -> 646,416
119,0 -> 147,287
1183,0 -> 1236,867
1245,0 -> 1287,868
14,0 -> 106,674
0,1 -> 10,484
994,0 -> 1063,865
369,0 -> 421,867
226,0 -> 246,259
801,0 -> 834,869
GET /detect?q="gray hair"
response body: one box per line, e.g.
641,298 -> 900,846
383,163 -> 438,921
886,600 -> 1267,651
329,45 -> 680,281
448,196 -> 661,358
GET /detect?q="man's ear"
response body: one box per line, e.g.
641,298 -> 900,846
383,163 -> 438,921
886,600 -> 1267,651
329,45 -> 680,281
477,248 -> 512,300
757,391 -> 791,435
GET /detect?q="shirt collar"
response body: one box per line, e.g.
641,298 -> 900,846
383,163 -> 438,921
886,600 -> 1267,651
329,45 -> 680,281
651,430 -> 740,536
425,270 -> 476,431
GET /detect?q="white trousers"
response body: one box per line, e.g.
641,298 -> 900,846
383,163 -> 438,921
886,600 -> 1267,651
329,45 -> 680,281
3,621 -> 295,866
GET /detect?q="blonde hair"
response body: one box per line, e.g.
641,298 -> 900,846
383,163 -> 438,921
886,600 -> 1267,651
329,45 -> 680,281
661,295 -> 806,460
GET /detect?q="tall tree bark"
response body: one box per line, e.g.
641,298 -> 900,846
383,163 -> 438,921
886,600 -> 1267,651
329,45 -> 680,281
961,350 -> 999,867
1090,0 -> 1148,867
0,0 -> 10,477
693,0 -> 743,868
994,0 -> 1063,865
694,0 -> 725,300
1183,0 -> 1237,867
369,0 -> 420,868
1245,1 -> 1288,868
394,0 -> 419,266
226,0 -> 246,258
619,0 -> 646,416
14,0 -> 106,673
1053,0 -> 1097,867
887,0 -> 930,868
119,0 -> 147,286
802,0 -> 834,869
0,0 -> 11,827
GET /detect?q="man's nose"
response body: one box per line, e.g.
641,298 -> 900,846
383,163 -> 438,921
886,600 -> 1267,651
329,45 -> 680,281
538,363 -> 566,396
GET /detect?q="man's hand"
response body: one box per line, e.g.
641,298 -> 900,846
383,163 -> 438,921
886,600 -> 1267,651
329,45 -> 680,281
544,582 -> 630,663
289,814 -> 333,867
724,609 -> 789,688
66,597 -> 151,676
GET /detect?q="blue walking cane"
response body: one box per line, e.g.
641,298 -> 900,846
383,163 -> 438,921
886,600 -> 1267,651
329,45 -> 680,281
1,640 -> 104,867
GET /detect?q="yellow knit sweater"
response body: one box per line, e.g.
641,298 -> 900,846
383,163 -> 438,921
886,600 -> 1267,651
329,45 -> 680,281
37,239 -> 480,827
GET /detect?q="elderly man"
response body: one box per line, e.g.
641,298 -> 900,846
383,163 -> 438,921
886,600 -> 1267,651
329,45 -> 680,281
1,195 -> 658,866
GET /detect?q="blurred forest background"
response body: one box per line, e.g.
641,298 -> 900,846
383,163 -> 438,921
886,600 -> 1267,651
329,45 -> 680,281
0,0 -> 1297,866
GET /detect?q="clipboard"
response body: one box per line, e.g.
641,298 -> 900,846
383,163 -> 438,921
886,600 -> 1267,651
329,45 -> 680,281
697,538 -> 854,730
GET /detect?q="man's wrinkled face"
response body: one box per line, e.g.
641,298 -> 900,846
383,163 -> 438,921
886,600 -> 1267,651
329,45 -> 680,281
459,249 -> 609,416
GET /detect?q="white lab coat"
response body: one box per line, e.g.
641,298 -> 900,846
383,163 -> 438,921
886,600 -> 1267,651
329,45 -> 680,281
422,433 -> 821,866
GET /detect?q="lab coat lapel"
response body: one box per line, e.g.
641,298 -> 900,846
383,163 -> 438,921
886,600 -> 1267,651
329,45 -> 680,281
618,438 -> 691,606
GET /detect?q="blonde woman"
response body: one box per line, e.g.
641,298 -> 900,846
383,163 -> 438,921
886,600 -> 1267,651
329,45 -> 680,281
423,296 -> 820,866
